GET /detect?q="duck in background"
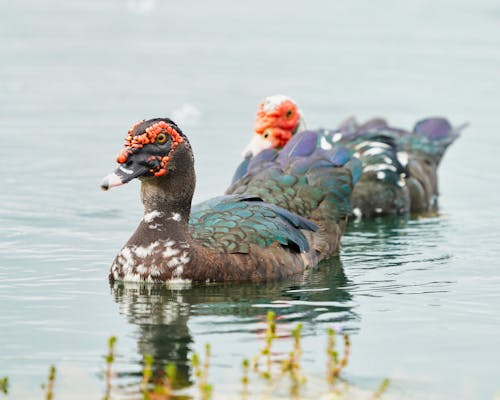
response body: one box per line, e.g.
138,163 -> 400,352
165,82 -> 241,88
100,118 -> 360,283
230,95 -> 465,218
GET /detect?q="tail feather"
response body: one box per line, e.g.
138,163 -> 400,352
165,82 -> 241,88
401,117 -> 465,164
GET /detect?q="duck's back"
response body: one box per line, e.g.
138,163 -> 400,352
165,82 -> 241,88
227,130 -> 361,260
333,125 -> 410,218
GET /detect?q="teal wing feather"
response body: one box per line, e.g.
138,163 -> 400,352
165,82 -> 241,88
189,195 -> 317,254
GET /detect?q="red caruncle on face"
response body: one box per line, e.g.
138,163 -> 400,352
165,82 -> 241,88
116,120 -> 184,177
253,99 -> 300,149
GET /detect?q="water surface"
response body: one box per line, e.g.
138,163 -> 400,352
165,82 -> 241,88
1,0 -> 499,399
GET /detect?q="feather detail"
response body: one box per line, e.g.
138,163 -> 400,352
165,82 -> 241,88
189,195 -> 316,254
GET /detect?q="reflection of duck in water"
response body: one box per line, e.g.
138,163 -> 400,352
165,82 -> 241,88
342,215 -> 452,299
110,256 -> 357,390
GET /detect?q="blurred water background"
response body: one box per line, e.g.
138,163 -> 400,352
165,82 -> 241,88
1,0 -> 500,398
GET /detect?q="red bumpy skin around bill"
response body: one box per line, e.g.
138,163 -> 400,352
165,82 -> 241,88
116,120 -> 184,177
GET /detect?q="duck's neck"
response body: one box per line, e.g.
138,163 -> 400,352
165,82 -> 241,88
141,179 -> 192,224
295,117 -> 306,134
138,148 -> 196,240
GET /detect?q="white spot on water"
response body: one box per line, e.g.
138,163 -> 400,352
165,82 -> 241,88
165,279 -> 192,290
375,207 -> 383,214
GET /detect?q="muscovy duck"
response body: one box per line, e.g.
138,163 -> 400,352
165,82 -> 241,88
232,95 -> 464,217
101,118 -> 360,283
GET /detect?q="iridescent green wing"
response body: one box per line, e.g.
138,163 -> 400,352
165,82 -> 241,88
189,195 -> 316,254
227,131 -> 361,223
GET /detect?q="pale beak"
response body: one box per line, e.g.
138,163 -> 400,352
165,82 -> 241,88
100,164 -> 149,191
100,172 -> 126,191
241,133 -> 273,158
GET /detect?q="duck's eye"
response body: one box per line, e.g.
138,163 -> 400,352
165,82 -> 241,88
286,109 -> 293,118
156,133 -> 167,144
263,130 -> 271,139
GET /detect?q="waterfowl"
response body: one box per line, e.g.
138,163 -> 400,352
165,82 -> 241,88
232,95 -> 464,217
101,118 -> 360,283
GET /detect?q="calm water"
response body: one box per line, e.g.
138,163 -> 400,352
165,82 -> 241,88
1,0 -> 500,399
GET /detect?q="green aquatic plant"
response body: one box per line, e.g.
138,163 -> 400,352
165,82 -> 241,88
103,336 -> 117,400
252,310 -> 278,380
191,343 -> 213,400
281,323 -> 306,397
1,322 -> 392,399
241,358 -> 250,399
0,377 -> 8,395
41,365 -> 56,400
326,328 -> 351,389
136,353 -> 179,400
159,362 -> 177,396
141,354 -> 154,400
371,378 -> 390,400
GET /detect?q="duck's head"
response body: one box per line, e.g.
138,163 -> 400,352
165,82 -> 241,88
242,94 -> 304,158
101,118 -> 190,191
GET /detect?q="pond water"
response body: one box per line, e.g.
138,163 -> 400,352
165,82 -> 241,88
1,0 -> 499,399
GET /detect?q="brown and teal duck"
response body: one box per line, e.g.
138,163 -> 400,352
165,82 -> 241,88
101,118 -> 361,283
232,95 -> 465,218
